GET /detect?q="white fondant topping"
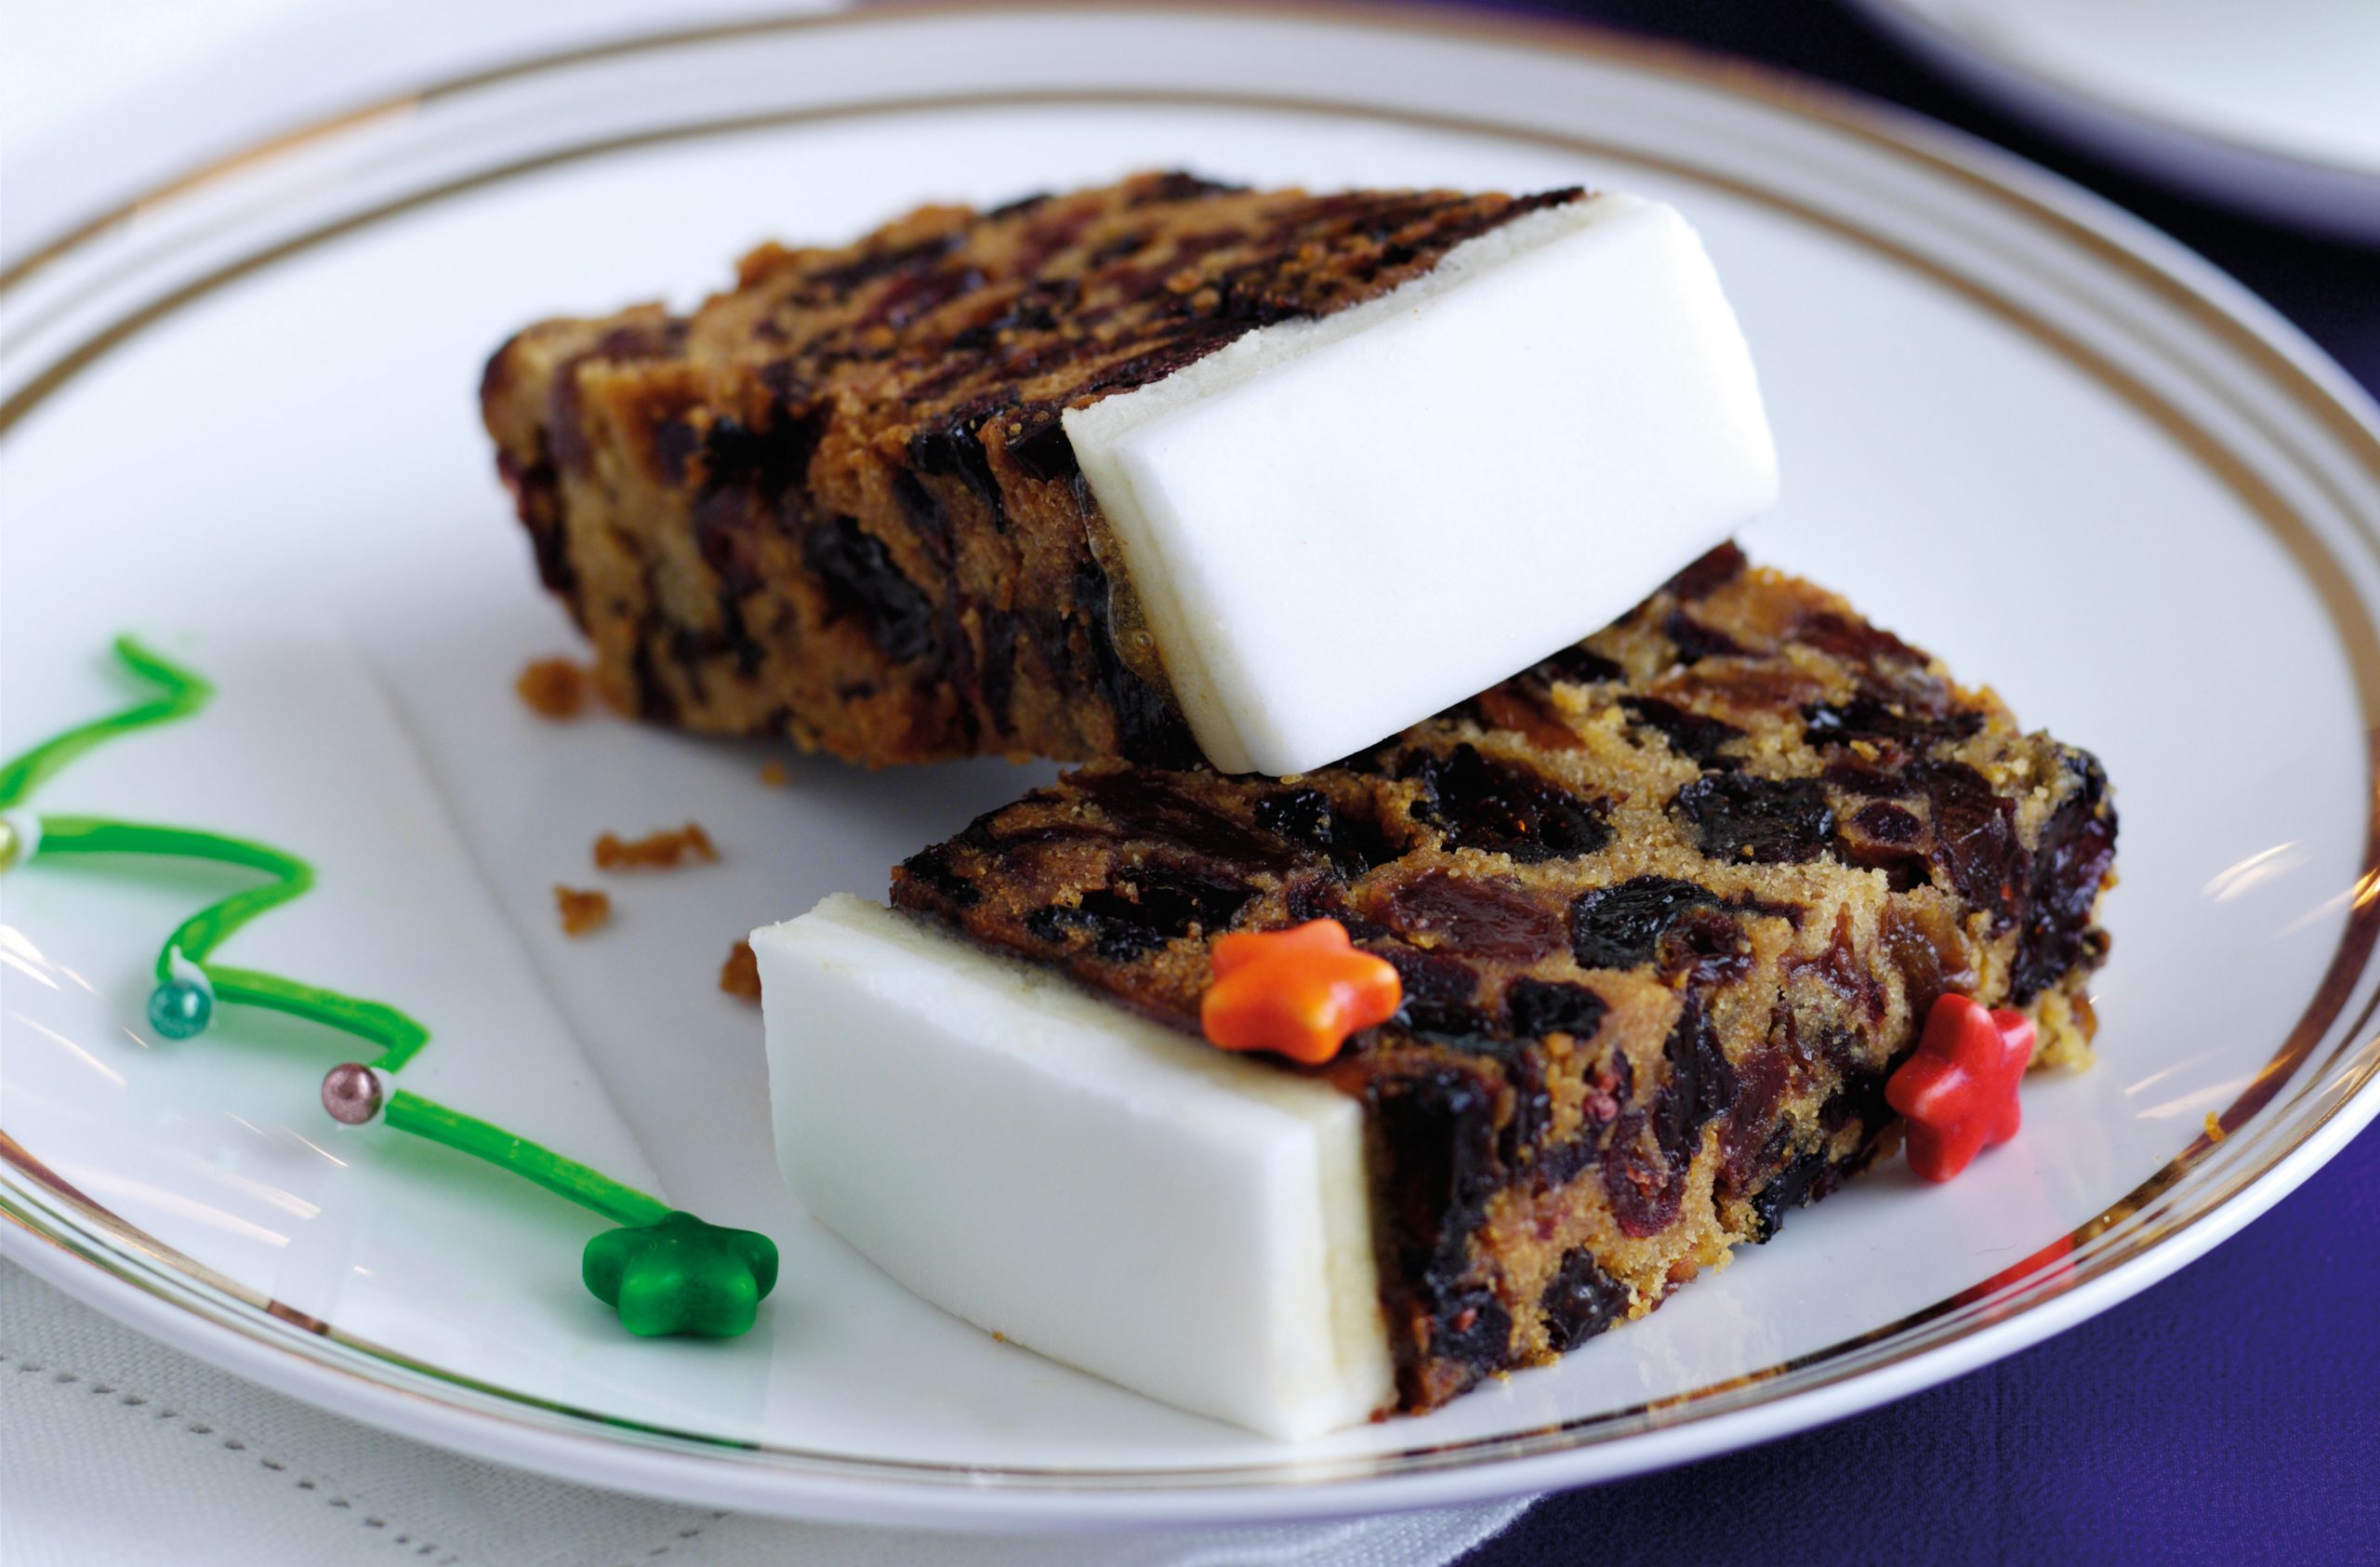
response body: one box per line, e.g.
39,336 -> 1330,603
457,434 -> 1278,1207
1065,192 -> 1778,776
753,895 -> 1392,1439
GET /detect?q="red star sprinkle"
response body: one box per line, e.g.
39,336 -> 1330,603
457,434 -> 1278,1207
1887,993 -> 2036,1182
1201,920 -> 1403,1066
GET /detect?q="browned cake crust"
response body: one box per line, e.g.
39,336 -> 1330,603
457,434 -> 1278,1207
480,172 -> 1583,767
889,547 -> 2118,1414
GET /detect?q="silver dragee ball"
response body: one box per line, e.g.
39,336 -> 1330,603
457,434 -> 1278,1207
320,1063 -> 385,1126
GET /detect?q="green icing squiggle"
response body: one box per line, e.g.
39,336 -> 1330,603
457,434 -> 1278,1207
0,639 -> 753,1331
0,637 -> 211,811
384,1092 -> 667,1228
29,815 -> 435,1067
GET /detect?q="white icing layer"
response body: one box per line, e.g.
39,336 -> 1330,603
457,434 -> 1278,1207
1065,191 -> 1778,776
165,944 -> 214,1000
753,895 -> 1391,1439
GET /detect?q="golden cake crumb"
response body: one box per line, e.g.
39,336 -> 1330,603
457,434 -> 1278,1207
516,657 -> 589,719
2204,1111 -> 2228,1143
554,884 -> 611,936
720,938 -> 762,1002
759,761 -> 791,788
594,822 -> 719,870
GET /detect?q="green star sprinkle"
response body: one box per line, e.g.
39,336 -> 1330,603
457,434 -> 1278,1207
583,1211 -> 780,1338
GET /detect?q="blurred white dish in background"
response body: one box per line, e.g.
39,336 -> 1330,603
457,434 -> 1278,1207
1848,0 -> 2380,243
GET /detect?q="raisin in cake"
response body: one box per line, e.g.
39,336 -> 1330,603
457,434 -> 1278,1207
749,547 -> 2117,1434
483,173 -> 1774,777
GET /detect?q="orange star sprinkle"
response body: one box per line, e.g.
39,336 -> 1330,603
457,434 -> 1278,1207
1200,920 -> 1402,1066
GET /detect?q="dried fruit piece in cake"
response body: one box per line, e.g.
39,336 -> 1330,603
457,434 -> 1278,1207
749,548 -> 2118,1432
483,172 -> 1774,775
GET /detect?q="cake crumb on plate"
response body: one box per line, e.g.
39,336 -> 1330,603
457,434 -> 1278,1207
516,657 -> 589,718
720,938 -> 762,1001
594,823 -> 718,870
554,884 -> 611,936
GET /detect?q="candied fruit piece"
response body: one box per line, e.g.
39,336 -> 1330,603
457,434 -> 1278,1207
1659,993 -> 1736,1166
1382,870 -> 1561,962
1803,693 -> 1983,752
1255,786 -> 1400,874
1913,761 -> 2022,923
802,516 -> 937,661
1745,1146 -> 1831,1242
1541,1248 -> 1631,1350
1077,770 -> 1299,871
1836,799 -> 1931,890
1672,773 -> 1835,864
1661,905 -> 1756,986
1528,644 -> 1625,686
1663,608 -> 1745,664
1474,685 -> 1585,751
1027,865 -> 1256,960
1432,1286 -> 1514,1369
2011,751 -> 2118,1003
1376,945 -> 1483,1003
1568,876 -> 1723,969
1604,1109 -> 1686,1238
1661,541 -> 1748,601
1620,696 -> 1744,770
1504,978 -> 1607,1040
1408,745 -> 1609,862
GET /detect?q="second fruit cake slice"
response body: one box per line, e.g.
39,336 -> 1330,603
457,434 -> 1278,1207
752,547 -> 2117,1435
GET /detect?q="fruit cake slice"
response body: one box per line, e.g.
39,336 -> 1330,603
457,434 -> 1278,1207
482,171 -> 1774,776
751,547 -> 2116,1434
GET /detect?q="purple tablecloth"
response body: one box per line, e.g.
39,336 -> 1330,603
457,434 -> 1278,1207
1459,3 -> 2380,1561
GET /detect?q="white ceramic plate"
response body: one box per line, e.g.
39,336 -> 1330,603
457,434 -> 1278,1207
4,3 -> 2378,1531
1845,0 -> 2380,243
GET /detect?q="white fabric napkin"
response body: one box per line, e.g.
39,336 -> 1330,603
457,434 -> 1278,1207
0,1261 -> 1528,1566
